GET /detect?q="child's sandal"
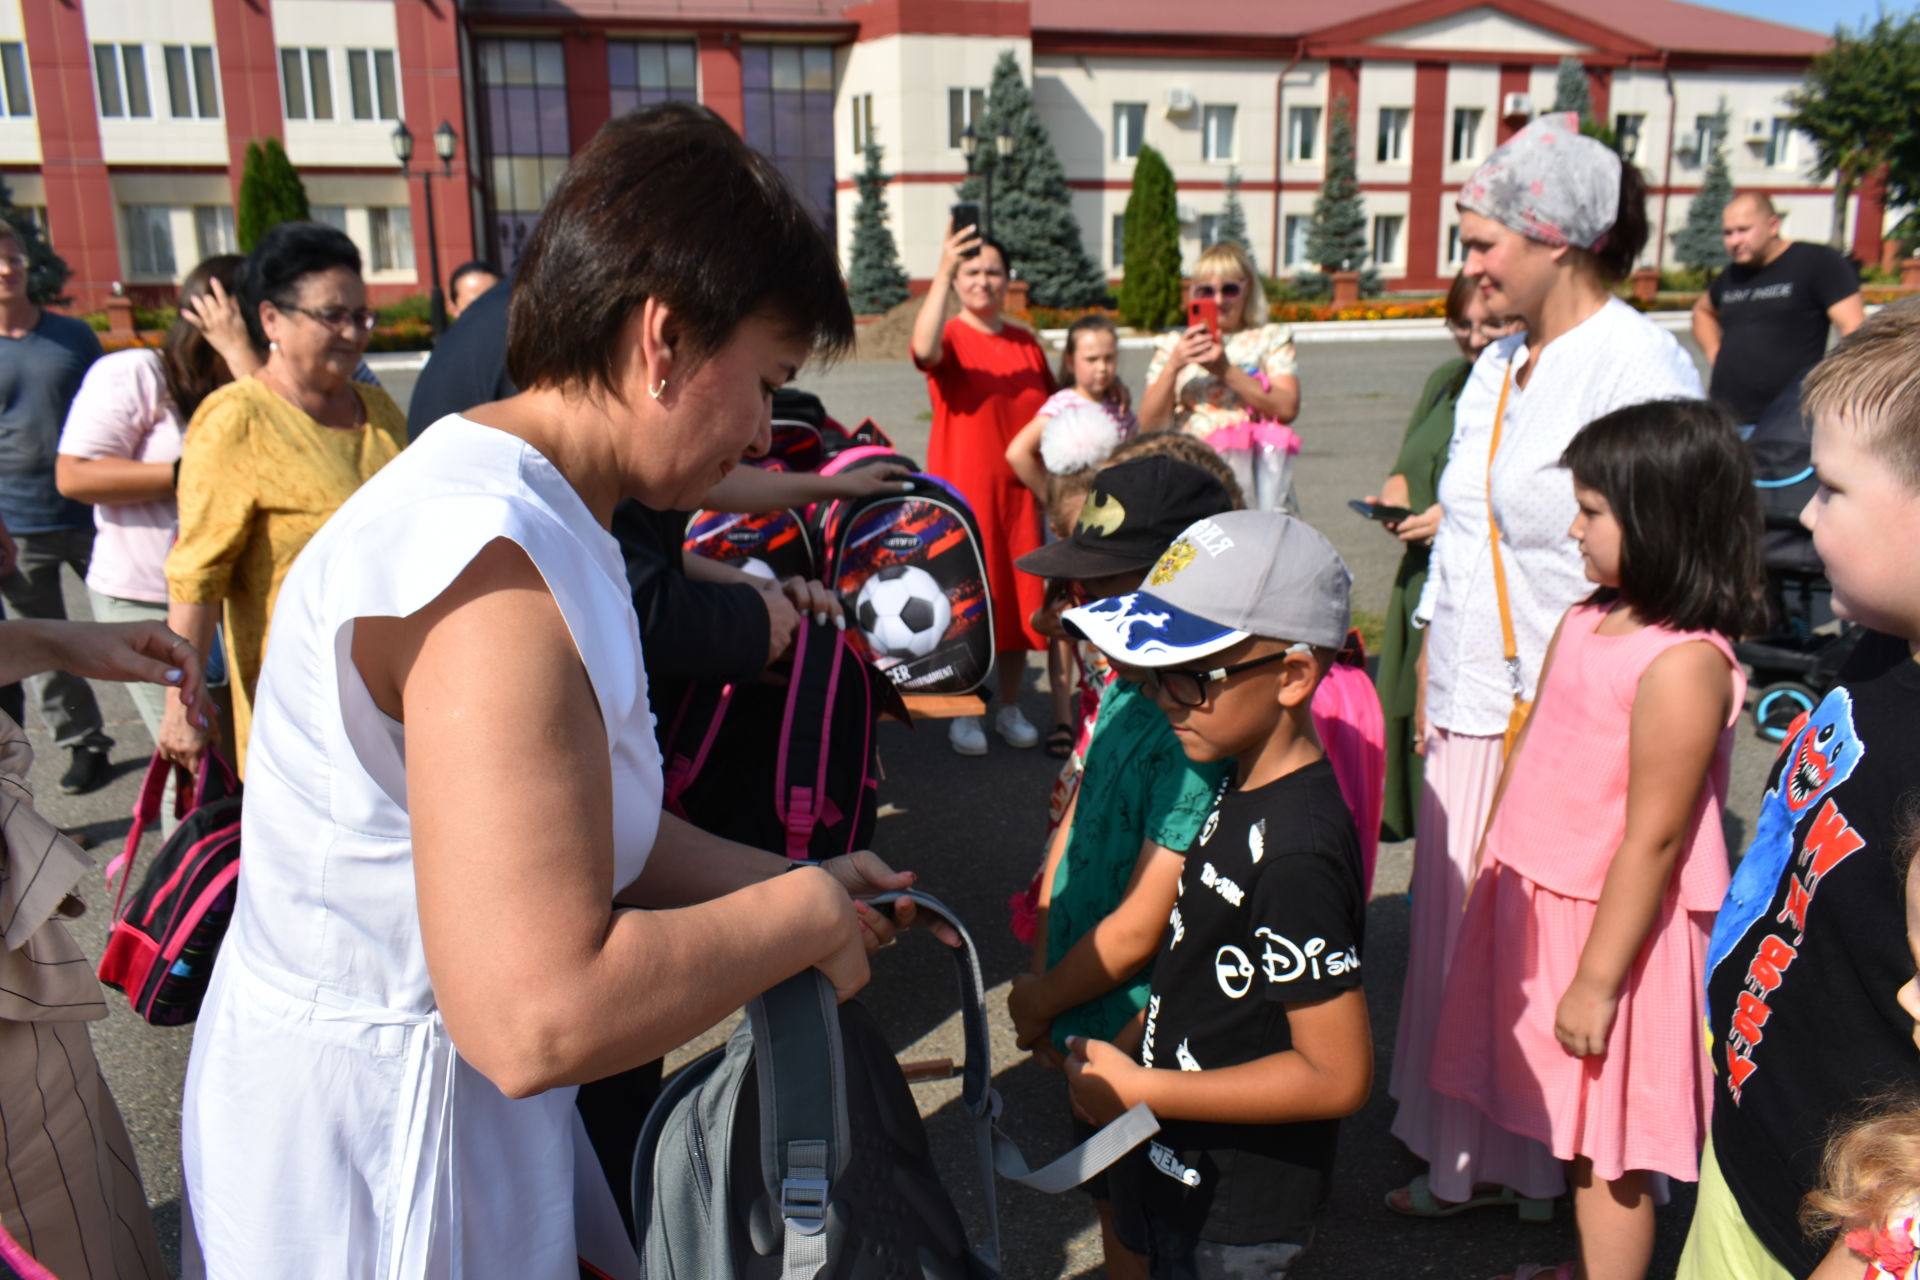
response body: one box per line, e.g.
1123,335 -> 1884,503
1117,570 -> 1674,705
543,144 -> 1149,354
1045,723 -> 1074,758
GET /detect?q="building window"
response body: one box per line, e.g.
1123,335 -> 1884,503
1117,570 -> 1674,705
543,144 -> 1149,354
311,205 -> 349,233
948,87 -> 984,150
1283,214 -> 1311,268
163,45 -> 220,119
850,93 -> 874,152
608,40 -> 697,116
369,206 -> 415,273
346,50 -> 400,121
1446,223 -> 1463,266
1767,118 -> 1795,169
95,44 -> 152,119
1376,108 -> 1410,163
194,205 -> 237,258
281,47 -> 333,120
1372,214 -> 1404,266
1198,213 -> 1222,247
1203,105 -> 1236,162
742,45 -> 836,238
0,44 -> 30,117
474,37 -> 570,268
1690,114 -> 1720,164
1286,106 -> 1321,163
1450,107 -> 1482,163
124,205 -> 176,277
1113,102 -> 1147,160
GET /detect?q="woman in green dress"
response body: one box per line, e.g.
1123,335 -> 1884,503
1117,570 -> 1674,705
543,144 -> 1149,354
1371,274 -> 1522,840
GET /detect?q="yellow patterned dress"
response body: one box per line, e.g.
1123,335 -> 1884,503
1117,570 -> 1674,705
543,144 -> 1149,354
166,376 -> 405,774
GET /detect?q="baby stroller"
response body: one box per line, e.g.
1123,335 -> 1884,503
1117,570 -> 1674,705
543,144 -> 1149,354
1730,375 -> 1862,741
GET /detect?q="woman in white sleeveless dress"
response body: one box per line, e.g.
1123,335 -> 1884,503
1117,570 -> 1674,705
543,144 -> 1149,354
179,103 -> 935,1279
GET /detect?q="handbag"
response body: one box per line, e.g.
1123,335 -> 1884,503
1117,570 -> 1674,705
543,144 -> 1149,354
1487,359 -> 1532,760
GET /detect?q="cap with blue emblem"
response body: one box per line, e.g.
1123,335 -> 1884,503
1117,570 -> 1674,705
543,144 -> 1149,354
1061,510 -> 1352,666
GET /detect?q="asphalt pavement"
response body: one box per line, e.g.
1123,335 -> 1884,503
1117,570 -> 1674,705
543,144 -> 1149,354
21,332 -> 1777,1279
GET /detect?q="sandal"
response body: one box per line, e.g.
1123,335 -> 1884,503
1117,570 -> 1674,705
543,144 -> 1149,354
1045,722 -> 1074,758
1492,1264 -> 1575,1280
1384,1173 -> 1554,1222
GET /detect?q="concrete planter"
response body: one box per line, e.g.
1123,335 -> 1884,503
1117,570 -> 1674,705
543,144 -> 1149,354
1330,270 -> 1361,308
1629,268 -> 1660,303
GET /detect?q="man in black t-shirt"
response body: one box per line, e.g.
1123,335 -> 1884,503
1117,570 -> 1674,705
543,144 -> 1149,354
1693,192 -> 1863,425
1060,512 -> 1370,1278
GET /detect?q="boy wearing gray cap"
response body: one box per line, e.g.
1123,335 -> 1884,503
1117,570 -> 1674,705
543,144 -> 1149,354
1059,510 -> 1372,1278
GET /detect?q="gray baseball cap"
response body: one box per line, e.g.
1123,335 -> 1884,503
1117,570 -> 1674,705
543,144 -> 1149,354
1061,511 -> 1352,665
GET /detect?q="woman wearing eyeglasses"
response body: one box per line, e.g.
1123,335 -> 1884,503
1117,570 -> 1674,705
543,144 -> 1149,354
160,221 -> 406,776
1138,241 -> 1301,438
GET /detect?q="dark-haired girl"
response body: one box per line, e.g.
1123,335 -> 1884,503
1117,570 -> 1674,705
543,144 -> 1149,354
1429,398 -> 1766,1280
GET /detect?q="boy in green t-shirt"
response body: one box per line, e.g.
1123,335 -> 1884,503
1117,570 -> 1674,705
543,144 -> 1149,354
1008,454 -> 1235,1279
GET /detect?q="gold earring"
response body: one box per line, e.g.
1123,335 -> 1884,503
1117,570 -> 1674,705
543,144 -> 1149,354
649,377 -> 667,400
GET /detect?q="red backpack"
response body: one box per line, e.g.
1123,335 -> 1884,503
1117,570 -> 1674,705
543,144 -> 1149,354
96,753 -> 242,1026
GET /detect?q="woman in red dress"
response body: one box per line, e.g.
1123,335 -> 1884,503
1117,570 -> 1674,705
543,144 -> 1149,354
910,225 -> 1055,755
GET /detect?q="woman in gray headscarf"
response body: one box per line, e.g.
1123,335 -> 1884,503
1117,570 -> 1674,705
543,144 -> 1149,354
1385,111 -> 1703,1226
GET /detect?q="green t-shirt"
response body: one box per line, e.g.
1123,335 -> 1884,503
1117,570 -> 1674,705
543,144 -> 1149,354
1045,680 -> 1232,1049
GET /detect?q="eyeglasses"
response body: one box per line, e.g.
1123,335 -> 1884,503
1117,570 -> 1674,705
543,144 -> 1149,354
281,303 -> 378,333
1190,282 -> 1244,301
1137,642 -> 1311,708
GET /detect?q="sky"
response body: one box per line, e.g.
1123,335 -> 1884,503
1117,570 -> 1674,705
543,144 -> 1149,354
1699,0 -> 1910,34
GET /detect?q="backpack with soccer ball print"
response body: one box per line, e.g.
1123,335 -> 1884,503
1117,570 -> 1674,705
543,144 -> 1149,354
810,447 -> 995,697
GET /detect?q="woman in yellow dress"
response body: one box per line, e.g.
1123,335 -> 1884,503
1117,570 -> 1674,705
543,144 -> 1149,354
160,221 -> 405,775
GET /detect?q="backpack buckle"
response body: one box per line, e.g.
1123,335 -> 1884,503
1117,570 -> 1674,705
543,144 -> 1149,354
780,1175 -> 831,1234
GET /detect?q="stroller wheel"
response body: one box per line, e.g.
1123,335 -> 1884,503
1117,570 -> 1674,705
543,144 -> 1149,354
1753,681 -> 1818,743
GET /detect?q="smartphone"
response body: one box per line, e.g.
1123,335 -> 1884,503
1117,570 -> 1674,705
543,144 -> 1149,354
950,202 -> 981,257
1187,296 -> 1220,340
1348,498 -> 1413,522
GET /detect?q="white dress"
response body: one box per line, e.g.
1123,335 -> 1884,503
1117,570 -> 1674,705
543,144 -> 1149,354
181,418 -> 660,1279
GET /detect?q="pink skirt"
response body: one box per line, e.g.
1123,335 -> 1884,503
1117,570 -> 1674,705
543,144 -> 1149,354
1430,860 -> 1715,1183
1388,729 -> 1565,1200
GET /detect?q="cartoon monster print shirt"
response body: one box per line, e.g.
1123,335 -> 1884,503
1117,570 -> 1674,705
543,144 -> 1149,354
1705,662 -> 1920,1275
1121,758 -> 1365,1246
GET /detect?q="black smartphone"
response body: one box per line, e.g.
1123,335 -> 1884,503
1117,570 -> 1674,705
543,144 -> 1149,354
950,201 -> 981,257
1348,498 -> 1413,522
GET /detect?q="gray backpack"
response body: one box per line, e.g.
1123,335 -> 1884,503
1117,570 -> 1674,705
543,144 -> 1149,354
630,891 -> 1159,1278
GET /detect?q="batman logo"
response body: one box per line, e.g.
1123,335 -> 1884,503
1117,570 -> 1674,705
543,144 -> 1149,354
1077,491 -> 1127,537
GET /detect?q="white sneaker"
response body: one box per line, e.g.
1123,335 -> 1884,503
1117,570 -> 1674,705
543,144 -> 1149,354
949,715 -> 988,756
994,705 -> 1040,749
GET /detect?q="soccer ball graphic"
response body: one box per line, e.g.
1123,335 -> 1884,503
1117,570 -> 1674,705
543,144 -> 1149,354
854,565 -> 952,660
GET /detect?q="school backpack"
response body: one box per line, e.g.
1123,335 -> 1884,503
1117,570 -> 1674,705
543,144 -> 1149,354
96,753 -> 242,1026
661,619 -> 903,862
811,447 -> 995,696
1746,374 -> 1823,576
630,890 -> 1160,1278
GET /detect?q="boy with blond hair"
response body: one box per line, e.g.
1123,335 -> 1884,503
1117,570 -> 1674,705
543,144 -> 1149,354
1680,299 -> 1920,1277
1060,511 -> 1371,1278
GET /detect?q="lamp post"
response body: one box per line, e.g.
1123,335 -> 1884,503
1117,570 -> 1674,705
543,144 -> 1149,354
392,119 -> 459,338
960,121 -> 1017,240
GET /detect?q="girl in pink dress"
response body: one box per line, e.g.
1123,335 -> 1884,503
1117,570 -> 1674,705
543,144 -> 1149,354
1430,399 -> 1767,1280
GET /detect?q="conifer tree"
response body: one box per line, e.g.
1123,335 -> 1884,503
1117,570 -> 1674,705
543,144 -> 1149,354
1216,166 -> 1254,271
1117,145 -> 1183,330
1305,99 -> 1368,276
1552,57 -> 1593,120
0,176 -> 70,306
956,52 -> 1108,308
1673,103 -> 1733,272
237,139 -> 311,252
847,139 -> 909,314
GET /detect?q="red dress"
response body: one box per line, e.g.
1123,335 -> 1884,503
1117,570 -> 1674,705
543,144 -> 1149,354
918,317 -> 1054,653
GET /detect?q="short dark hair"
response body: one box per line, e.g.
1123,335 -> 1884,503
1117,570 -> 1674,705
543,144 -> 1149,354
1560,398 -> 1766,637
162,254 -> 247,421
448,259 -> 499,295
238,221 -> 362,349
1443,271 -> 1477,329
1575,163 -> 1650,283
1056,312 -> 1118,392
508,102 -> 853,398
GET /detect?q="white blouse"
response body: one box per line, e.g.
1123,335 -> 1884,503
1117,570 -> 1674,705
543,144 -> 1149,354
1415,298 -> 1703,737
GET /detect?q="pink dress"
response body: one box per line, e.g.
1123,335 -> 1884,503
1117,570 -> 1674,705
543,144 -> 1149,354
1429,602 -> 1743,1183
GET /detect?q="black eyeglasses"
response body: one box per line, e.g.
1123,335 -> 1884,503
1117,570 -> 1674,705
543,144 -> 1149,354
281,303 -> 378,333
1138,643 -> 1310,708
1190,282 -> 1244,301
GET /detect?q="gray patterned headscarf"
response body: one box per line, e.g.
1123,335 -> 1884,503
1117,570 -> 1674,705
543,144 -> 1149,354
1458,111 -> 1621,252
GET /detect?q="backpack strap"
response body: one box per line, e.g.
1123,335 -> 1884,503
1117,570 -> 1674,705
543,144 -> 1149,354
747,969 -> 849,1280
867,891 -> 1161,1274
775,622 -> 854,860
661,681 -> 737,815
106,751 -> 239,909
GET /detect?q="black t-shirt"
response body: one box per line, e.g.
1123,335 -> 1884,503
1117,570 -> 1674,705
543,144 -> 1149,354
1118,758 -> 1364,1246
406,277 -> 517,440
1705,660 -> 1920,1275
1708,243 -> 1859,424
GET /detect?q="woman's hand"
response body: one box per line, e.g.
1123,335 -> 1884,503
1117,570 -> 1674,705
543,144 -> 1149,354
821,851 -> 964,950
179,278 -> 260,377
1174,325 -> 1224,375
158,687 -> 218,772
756,577 -> 801,664
779,576 -> 844,631
831,463 -> 913,501
934,224 -> 984,284
1064,1036 -> 1144,1126
1391,504 -> 1443,545
1553,975 -> 1619,1058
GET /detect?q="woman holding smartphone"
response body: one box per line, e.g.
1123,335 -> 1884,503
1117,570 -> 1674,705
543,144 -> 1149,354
1138,240 -> 1301,438
910,216 -> 1056,757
